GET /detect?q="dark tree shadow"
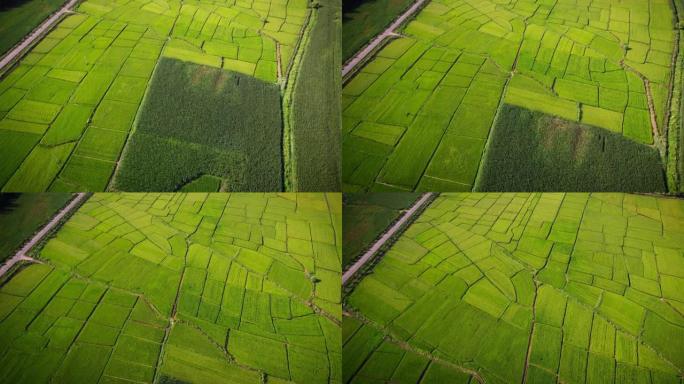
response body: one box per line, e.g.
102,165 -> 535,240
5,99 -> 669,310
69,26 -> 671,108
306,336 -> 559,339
0,0 -> 34,12
0,193 -> 21,214
343,0 -> 368,15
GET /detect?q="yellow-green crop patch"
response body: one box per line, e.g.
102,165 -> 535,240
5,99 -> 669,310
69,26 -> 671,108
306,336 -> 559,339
0,0 -> 328,192
0,192 -> 342,383
342,0 -> 679,192
344,193 -> 684,383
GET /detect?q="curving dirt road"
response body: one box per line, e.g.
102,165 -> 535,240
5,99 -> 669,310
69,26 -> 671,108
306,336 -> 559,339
342,192 -> 433,285
342,0 -> 428,78
0,0 -> 79,71
0,192 -> 87,278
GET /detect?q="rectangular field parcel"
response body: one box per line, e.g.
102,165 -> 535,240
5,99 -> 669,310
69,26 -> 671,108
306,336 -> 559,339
0,192 -> 342,383
344,193 -> 684,384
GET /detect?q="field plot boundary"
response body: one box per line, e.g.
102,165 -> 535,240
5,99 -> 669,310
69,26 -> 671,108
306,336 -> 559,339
661,0 -> 682,159
667,0 -> 684,192
0,0 -> 79,73
282,6 -> 315,191
0,192 -> 85,278
342,192 -> 433,285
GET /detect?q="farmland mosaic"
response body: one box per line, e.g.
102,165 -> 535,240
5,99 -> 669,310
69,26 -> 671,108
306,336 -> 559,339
0,192 -> 342,383
0,0 -> 340,192
342,0 -> 684,192
344,193 -> 684,383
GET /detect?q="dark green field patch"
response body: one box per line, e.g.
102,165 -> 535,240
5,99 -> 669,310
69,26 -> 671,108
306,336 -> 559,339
0,193 -> 71,262
290,0 -> 341,191
114,58 -> 283,191
477,104 -> 666,192
342,0 -> 415,62
342,192 -> 420,267
0,0 -> 65,56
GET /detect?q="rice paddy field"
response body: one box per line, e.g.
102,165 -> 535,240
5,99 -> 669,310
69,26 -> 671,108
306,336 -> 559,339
0,192 -> 342,383
0,0 -> 340,192
342,192 -> 420,267
344,193 -> 684,384
342,0 -> 684,192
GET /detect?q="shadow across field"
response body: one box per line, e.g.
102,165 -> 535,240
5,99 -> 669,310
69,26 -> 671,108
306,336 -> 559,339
477,104 -> 666,192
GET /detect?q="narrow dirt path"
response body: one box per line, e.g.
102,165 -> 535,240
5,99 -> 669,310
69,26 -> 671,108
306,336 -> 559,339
342,0 -> 428,78
0,0 -> 79,71
521,280 -> 540,384
621,62 -> 662,148
342,192 -> 433,285
0,192 -> 87,278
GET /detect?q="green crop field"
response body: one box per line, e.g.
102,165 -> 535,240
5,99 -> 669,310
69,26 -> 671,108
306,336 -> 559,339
287,0 -> 342,191
342,0 -> 415,62
342,192 -> 419,267
0,0 -> 65,56
114,58 -> 283,192
0,192 -> 342,383
477,105 -> 667,192
342,0 -> 684,192
0,193 -> 71,262
0,0 -> 339,192
344,193 -> 684,383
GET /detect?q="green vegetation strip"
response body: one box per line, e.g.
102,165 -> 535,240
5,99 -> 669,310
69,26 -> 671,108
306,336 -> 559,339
344,193 -> 684,383
477,104 -> 666,192
290,0 -> 342,191
0,193 -> 342,383
114,58 -> 282,192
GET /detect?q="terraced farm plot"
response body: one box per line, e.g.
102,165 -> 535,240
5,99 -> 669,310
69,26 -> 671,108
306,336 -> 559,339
344,193 -> 684,384
342,0 -> 682,192
342,192 -> 420,267
0,0 -> 339,192
0,192 -> 342,383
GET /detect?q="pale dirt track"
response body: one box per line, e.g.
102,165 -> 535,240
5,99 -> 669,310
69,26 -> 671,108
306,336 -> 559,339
0,192 -> 87,278
0,0 -> 79,71
342,0 -> 428,78
342,192 -> 433,285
